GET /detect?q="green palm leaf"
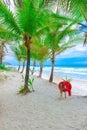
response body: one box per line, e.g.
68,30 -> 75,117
0,24 -> 18,41
0,1 -> 21,35
58,0 -> 87,21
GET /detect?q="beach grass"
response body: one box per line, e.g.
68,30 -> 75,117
0,64 -> 10,71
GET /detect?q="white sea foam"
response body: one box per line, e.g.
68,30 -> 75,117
7,65 -> 87,96
7,65 -> 87,81
42,67 -> 87,81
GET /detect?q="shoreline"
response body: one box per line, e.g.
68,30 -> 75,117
6,65 -> 87,81
41,73 -> 87,96
1,67 -> 87,96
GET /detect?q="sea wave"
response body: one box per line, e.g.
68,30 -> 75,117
7,65 -> 87,81
42,67 -> 87,81
54,67 -> 87,75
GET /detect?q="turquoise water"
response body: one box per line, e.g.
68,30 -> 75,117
35,67 -> 87,81
10,65 -> 87,81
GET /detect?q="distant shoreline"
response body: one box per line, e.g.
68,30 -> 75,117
6,65 -> 87,81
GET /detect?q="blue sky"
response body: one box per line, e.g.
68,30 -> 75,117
57,44 -> 87,58
3,44 -> 87,68
54,44 -> 87,67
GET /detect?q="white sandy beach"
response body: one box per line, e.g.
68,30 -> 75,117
0,70 -> 87,130
42,74 -> 87,96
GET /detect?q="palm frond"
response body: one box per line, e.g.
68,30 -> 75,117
0,1 -> 21,35
11,45 -> 22,61
58,0 -> 87,21
0,24 -> 19,41
16,0 -> 38,35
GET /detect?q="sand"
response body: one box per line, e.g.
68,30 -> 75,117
42,74 -> 87,96
0,70 -> 87,130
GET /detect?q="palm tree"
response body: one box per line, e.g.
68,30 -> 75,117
0,40 -> 5,64
31,37 -> 48,78
37,46 -> 48,78
44,20 -> 80,82
11,44 -> 22,71
59,0 -> 87,20
0,24 -> 16,64
58,0 -> 87,45
0,0 -> 58,93
18,44 -> 27,73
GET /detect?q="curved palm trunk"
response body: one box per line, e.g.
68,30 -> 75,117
0,44 -> 3,64
0,55 -> 2,64
39,62 -> 43,78
18,62 -> 20,72
21,61 -> 25,73
49,51 -> 55,82
83,32 -> 87,46
0,42 -> 7,64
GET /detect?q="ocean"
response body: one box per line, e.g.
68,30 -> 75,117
3,44 -> 87,82
6,65 -> 87,96
34,66 -> 87,81
31,66 -> 87,96
11,65 -> 87,81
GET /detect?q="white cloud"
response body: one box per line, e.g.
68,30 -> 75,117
57,44 -> 87,58
75,44 -> 87,51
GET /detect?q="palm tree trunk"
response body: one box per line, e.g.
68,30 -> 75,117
0,55 -> 2,64
23,33 -> 31,92
0,45 -> 3,64
18,62 -> 20,72
39,62 -> 43,78
49,51 -> 55,82
24,48 -> 30,90
21,61 -> 25,73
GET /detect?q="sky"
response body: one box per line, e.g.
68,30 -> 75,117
3,44 -> 87,68
2,1 -> 87,68
55,44 -> 87,67
43,44 -> 87,67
